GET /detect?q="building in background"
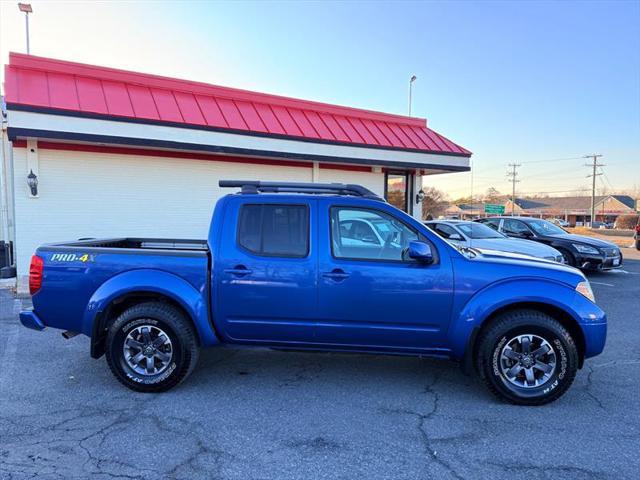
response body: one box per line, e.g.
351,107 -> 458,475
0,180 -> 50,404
0,53 -> 471,290
444,195 -> 637,225
504,195 -> 636,225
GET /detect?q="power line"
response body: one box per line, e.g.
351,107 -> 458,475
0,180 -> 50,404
520,156 -> 584,164
600,168 -> 615,191
517,188 -> 590,195
472,156 -> 585,175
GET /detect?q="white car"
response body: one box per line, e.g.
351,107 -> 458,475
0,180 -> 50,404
425,220 -> 564,263
550,218 -> 570,228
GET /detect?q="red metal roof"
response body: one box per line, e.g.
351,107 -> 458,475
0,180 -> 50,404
4,52 -> 471,157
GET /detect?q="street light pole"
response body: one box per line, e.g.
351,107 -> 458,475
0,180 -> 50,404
18,3 -> 33,54
408,75 -> 417,116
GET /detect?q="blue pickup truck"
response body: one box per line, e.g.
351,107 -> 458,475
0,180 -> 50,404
20,181 -> 607,405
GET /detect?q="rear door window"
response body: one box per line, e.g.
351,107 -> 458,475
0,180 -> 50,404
503,219 -> 531,236
238,204 -> 309,257
482,218 -> 501,230
433,224 -> 459,240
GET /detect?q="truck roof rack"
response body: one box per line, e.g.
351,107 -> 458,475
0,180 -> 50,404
219,180 -> 385,201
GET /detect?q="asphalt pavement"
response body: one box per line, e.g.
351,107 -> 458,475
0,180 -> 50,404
1,253 -> 639,480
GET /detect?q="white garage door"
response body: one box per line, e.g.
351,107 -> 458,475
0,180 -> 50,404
12,147 -> 383,277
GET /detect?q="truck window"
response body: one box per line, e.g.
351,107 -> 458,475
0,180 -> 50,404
238,204 -> 309,257
330,207 -> 420,261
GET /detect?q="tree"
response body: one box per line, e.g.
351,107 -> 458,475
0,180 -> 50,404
421,186 -> 449,220
483,187 -> 502,203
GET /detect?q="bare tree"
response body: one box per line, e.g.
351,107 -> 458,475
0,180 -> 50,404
483,187 -> 503,203
421,186 -> 449,220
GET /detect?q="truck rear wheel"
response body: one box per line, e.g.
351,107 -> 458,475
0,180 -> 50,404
105,302 -> 199,392
476,309 -> 578,405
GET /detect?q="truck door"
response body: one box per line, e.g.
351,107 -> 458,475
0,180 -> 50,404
316,200 -> 454,351
215,198 -> 317,344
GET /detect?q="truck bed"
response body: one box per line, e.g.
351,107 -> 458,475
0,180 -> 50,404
33,237 -> 210,336
42,237 -> 208,254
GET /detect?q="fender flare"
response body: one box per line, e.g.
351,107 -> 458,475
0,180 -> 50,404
82,269 -> 219,354
449,278 -> 585,360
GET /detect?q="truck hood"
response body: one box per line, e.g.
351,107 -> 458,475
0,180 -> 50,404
473,248 -> 556,264
460,247 -> 584,280
467,238 -> 560,259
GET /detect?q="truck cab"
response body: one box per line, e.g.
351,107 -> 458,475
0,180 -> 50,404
20,181 -> 607,405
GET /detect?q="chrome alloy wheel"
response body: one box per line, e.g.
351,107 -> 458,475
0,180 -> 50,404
123,325 -> 173,376
499,334 -> 556,388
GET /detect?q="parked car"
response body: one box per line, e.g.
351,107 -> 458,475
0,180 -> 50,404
20,181 -> 607,405
425,220 -> 564,263
476,216 -> 622,270
550,218 -> 569,228
635,220 -> 640,250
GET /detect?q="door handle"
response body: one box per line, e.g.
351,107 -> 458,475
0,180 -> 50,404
322,269 -> 350,281
224,265 -> 252,276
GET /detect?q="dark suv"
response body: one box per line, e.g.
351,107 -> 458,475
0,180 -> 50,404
476,216 -> 622,271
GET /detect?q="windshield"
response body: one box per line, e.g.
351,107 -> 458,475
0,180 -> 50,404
526,219 -> 567,236
457,223 -> 505,239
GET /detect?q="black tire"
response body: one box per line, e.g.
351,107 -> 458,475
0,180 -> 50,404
635,238 -> 640,251
557,248 -> 576,267
105,302 -> 200,393
476,309 -> 578,406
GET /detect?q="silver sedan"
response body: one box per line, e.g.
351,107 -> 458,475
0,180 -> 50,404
425,220 -> 564,263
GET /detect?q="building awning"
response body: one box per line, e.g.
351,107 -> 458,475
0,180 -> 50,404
4,53 -> 471,172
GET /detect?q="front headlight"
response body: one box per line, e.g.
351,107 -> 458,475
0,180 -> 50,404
572,243 -> 599,255
576,281 -> 595,303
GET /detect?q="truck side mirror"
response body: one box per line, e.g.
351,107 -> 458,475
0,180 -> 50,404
408,241 -> 434,264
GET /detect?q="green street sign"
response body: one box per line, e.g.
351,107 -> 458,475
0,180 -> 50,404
484,204 -> 505,215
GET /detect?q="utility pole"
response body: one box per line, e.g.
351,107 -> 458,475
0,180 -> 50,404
584,154 -> 604,227
507,163 -> 521,215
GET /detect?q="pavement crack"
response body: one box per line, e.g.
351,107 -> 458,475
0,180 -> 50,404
482,460 -> 606,479
584,364 -> 605,410
380,372 -> 465,480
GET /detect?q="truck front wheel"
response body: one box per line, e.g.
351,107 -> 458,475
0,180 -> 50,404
105,302 -> 200,392
476,310 -> 579,405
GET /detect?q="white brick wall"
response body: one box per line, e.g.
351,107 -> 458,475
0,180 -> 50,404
12,148 -> 384,279
314,167 -> 383,197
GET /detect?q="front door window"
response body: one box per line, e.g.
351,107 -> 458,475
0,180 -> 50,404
385,172 -> 410,213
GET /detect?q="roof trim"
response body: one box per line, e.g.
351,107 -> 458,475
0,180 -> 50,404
8,52 -> 427,128
8,127 -> 471,172
5,103 -> 471,158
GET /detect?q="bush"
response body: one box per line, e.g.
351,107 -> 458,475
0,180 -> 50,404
614,214 -> 639,229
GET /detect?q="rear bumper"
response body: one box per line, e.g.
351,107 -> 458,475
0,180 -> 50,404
20,309 -> 46,331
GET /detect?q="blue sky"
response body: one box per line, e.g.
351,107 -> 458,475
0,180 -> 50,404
1,0 -> 638,199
